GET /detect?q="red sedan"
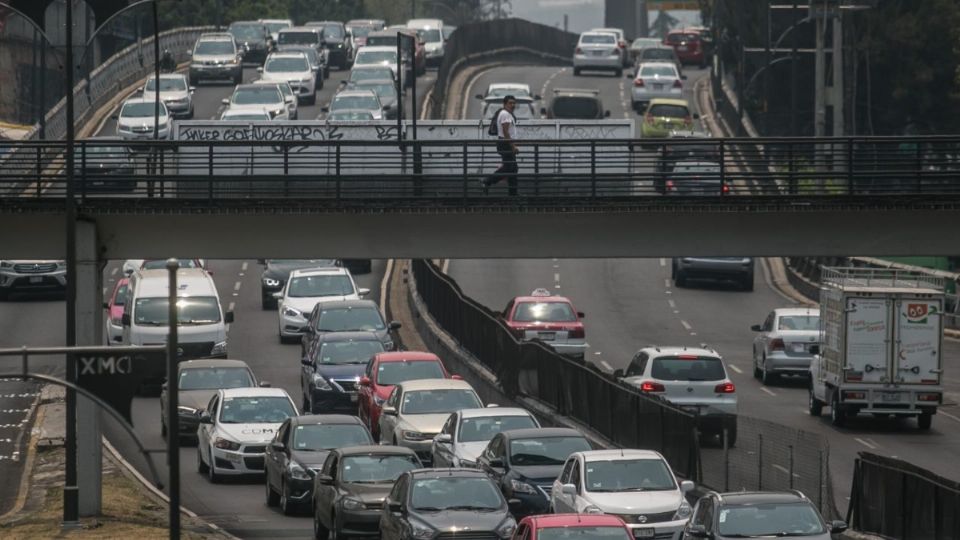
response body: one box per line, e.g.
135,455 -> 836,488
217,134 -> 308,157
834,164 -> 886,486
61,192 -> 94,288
664,29 -> 708,67
511,514 -> 632,540
500,289 -> 586,358
358,351 -> 456,440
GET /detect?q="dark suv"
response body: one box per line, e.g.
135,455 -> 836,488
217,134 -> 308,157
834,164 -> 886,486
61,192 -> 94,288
682,491 -> 846,540
306,21 -> 353,69
672,257 -> 755,291
541,88 -> 611,119
228,21 -> 272,65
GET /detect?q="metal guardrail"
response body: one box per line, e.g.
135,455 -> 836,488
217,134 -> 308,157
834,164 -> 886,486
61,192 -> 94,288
3,135 -> 960,203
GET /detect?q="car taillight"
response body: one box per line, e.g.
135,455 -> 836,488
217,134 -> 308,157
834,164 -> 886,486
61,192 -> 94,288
640,381 -> 665,393
722,184 -> 730,194
575,47 -> 582,54
770,338 -> 785,351
917,393 -> 941,402
665,179 -> 675,191
567,326 -> 585,339
673,79 -> 683,88
634,78 -> 645,87
843,391 -> 866,400
714,382 -> 736,394
619,40 -> 626,48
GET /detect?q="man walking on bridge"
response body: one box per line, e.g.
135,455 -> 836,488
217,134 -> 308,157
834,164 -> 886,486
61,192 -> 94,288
482,95 -> 519,195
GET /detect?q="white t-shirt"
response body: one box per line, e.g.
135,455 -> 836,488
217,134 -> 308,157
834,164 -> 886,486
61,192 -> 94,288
496,109 -> 516,139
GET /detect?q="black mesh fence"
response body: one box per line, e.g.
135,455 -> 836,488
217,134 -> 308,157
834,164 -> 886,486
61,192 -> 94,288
850,452 -> 960,539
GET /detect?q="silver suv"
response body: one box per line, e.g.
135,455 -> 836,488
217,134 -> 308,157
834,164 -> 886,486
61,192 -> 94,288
0,260 -> 67,299
619,346 -> 738,445
188,33 -> 242,85
672,256 -> 755,291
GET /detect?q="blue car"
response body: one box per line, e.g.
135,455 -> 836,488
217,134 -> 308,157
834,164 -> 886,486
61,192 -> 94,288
300,331 -> 385,414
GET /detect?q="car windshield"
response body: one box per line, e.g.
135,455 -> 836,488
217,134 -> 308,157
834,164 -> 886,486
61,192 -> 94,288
632,38 -> 661,48
292,423 -> 371,451
341,454 -> 420,483
356,83 -> 396,100
179,367 -> 253,390
317,340 -> 384,365
120,102 -> 167,117
318,307 -> 385,331
538,527 -> 630,540
640,65 -> 677,77
287,275 -> 354,297
357,51 -> 396,64
266,57 -> 308,71
232,87 -> 282,105
648,104 -> 689,118
332,95 -> 380,110
584,459 -> 676,492
141,259 -> 200,270
145,78 -> 187,91
419,29 -> 441,42
458,415 -> 538,443
717,503 -> 827,536
642,48 -> 674,60
376,361 -> 445,385
667,33 -> 699,43
411,477 -> 503,511
673,163 -> 719,174
328,111 -> 374,121
81,146 -> 128,161
320,24 -> 344,39
219,396 -> 295,424
263,22 -> 290,34
779,315 -> 820,331
349,25 -> 373,37
513,302 -> 577,323
582,34 -> 616,44
134,296 -> 220,325
223,112 -> 269,120
401,389 -> 481,415
195,40 -> 234,55
113,283 -> 129,305
279,32 -> 318,46
487,86 -> 529,98
365,36 -> 395,47
552,97 -> 600,119
651,356 -> 726,381
230,25 -> 264,40
351,67 -> 394,81
509,436 -> 591,466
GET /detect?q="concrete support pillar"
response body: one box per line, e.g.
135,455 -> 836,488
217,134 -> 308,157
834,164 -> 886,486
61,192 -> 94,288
74,219 -> 102,517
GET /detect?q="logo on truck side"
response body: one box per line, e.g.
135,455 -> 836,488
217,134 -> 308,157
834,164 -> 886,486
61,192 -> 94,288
907,303 -> 935,324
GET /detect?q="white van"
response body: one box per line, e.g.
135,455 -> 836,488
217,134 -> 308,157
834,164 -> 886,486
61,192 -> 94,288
406,18 -> 445,66
122,268 -> 233,360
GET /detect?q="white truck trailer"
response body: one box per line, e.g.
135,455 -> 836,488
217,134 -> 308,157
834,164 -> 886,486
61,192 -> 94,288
809,267 -> 944,429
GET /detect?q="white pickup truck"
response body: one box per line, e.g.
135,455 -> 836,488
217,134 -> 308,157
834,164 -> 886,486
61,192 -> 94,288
809,267 -> 944,429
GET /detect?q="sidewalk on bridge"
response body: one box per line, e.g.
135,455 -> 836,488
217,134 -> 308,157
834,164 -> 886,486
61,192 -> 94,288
0,384 -> 233,539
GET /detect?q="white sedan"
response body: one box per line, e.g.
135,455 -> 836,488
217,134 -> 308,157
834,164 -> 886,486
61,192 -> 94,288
221,84 -> 289,120
258,52 -> 317,105
277,267 -> 368,342
196,387 -> 298,482
115,97 -> 171,140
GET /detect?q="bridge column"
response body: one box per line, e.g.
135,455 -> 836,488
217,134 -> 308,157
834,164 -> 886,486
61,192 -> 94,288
75,219 -> 103,516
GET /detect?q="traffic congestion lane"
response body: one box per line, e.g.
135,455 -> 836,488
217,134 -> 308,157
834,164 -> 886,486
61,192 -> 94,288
101,258 -> 386,539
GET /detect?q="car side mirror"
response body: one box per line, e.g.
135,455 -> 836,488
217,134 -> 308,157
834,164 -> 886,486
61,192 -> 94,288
198,411 -> 212,424
487,457 -> 504,469
221,98 -> 230,105
686,524 -> 711,538
301,358 -> 312,366
358,287 -> 371,296
750,324 -> 762,332
810,345 -> 821,356
102,302 -> 110,309
189,86 -> 196,93
272,292 -> 283,299
121,313 -> 131,326
577,311 -> 585,318
382,406 -> 397,416
388,501 -> 402,513
224,311 -> 234,324
259,381 -> 271,388
137,86 -> 144,93
389,321 -> 402,331
359,376 -> 371,387
680,480 -> 695,492
318,474 -> 334,485
270,441 -> 284,451
561,483 -> 576,495
111,114 -> 119,120
435,433 -> 452,444
830,520 -> 848,534
256,66 -> 263,73
185,50 -> 192,57
604,110 -> 611,117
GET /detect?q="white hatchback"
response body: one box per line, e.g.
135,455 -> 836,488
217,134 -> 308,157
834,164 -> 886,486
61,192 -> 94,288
258,52 -> 317,105
277,267 -> 368,341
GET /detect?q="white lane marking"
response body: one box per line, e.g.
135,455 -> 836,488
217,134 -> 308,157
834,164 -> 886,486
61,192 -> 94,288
554,272 -> 560,283
111,267 -> 118,276
600,360 -> 614,372
233,281 -> 241,291
760,387 -> 777,397
939,409 -> 960,423
380,259 -> 394,314
553,264 -> 559,269
664,278 -> 671,288
728,364 -> 743,374
442,259 -> 450,274
241,262 -> 248,272
689,332 -> 697,336
855,438 -> 877,450
227,302 -> 235,311
668,299 -> 676,308
665,290 -> 672,295
680,320 -> 692,331
772,464 -> 801,478
540,68 -> 566,103
659,258 -> 666,267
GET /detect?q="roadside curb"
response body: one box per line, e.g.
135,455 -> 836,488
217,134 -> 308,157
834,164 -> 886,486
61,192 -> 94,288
0,394 -> 43,523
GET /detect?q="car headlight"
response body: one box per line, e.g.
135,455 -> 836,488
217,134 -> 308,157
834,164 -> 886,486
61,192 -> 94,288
313,375 -> 332,391
341,497 -> 364,510
496,518 -> 517,539
177,406 -> 198,416
289,462 -> 312,481
373,395 -> 385,406
457,458 -> 477,469
213,437 -> 241,451
584,505 -> 604,515
410,519 -> 434,540
0,261 -> 11,269
227,58 -> 239,65
210,341 -> 227,356
509,479 -> 537,495
672,499 -> 692,520
384,340 -> 395,351
262,277 -> 280,287
56,261 -> 66,269
402,430 -> 430,441
282,306 -> 302,318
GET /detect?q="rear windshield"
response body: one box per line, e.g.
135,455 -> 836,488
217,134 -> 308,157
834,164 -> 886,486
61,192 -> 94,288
179,367 -> 253,390
365,36 -> 394,47
357,50 -> 397,64
640,65 -> 677,77
667,33 -> 700,43
350,67 -> 394,81
349,25 -> 374,37
195,40 -> 235,55
552,97 -> 600,119
513,302 -> 577,323
651,356 -> 726,381
419,29 -> 442,42
581,34 -> 616,44
266,56 -> 308,72
642,48 -> 675,60
538,527 -> 628,540
648,104 -> 689,118
278,32 -> 319,45
778,315 -> 820,331
376,360 -> 445,385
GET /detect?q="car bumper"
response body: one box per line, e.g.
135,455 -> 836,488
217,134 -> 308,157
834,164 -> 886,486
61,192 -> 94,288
510,492 -> 550,518
118,130 -> 169,141
189,65 -> 241,79
544,341 -> 587,358
285,476 -> 314,505
0,270 -> 67,293
626,520 -> 685,540
280,313 -> 309,337
310,389 -> 359,413
765,352 -> 813,374
573,55 -> 621,69
164,101 -> 191,116
339,507 -> 383,535
211,448 -> 266,474
631,88 -> 683,104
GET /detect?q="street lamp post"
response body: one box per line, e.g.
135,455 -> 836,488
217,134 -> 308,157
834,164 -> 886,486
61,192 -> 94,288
64,0 -> 79,525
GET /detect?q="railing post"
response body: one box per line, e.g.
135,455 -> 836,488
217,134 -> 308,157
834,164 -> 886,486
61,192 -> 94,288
80,141 -> 86,202
723,427 -> 729,491
719,140 -> 727,193
35,146 -> 42,197
788,142 -> 796,194
788,444 -> 795,489
757,432 -> 763,490
414,140 -> 423,197
335,144 -> 342,201
590,141 -> 597,197
207,144 -> 213,202
534,143 -> 540,196
462,143 -> 468,203
916,140 -> 923,193
847,138 -> 854,194
283,143 -> 289,197
159,146 -> 165,198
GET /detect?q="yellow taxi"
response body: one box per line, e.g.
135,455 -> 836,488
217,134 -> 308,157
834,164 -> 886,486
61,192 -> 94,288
640,98 -> 698,138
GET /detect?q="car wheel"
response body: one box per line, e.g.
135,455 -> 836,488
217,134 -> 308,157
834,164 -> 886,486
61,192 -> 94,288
808,387 -> 823,417
760,357 -> 776,385
280,480 -> 296,515
742,274 -> 755,291
266,473 -> 280,506
314,503 -> 330,540
918,412 -> 933,430
197,446 -> 208,474
573,68 -> 581,76
674,271 -> 687,287
207,448 -> 220,483
830,391 -> 846,427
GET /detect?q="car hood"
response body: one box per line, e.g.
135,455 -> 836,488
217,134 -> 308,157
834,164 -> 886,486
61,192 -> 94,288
412,509 -> 509,530
216,422 -> 282,444
283,295 -> 357,313
228,102 -> 284,112
455,441 -> 488,462
149,90 -> 189,101
343,482 -> 394,503
511,464 -> 564,483
262,70 -> 313,82
398,413 -> 450,434
193,54 -> 237,63
118,117 -> 169,129
315,363 -> 367,379
178,389 -> 219,411
583,490 -> 682,514
292,449 -> 331,468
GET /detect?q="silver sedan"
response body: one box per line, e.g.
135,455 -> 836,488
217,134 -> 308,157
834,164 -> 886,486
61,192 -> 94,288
630,62 -> 684,111
751,307 -> 821,384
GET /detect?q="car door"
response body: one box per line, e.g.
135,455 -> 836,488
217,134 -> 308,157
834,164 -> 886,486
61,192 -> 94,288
756,312 -> 775,360
378,387 -> 401,442
315,452 -> 339,530
199,394 -> 219,450
551,456 -> 577,513
358,359 -> 376,427
266,420 -> 290,491
301,347 -> 316,402
432,413 -> 457,467
381,474 -> 408,540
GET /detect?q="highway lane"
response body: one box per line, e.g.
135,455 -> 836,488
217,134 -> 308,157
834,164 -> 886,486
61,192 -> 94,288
448,63 -> 960,506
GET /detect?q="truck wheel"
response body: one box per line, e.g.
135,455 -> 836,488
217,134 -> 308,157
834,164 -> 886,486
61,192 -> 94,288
918,412 -> 932,430
808,387 -> 823,417
830,392 -> 846,427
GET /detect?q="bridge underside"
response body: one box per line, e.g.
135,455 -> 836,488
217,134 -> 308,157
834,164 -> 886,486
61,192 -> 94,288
3,198 -> 958,258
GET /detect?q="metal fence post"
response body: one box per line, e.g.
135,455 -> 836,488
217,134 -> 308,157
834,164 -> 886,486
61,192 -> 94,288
283,143 -> 289,197
719,140 -> 726,192
590,141 -> 597,197
36,146 -> 42,197
818,449 -> 824,512
159,147 -> 165,198
915,141 -> 923,193
757,432 -> 764,490
788,444 -> 795,489
462,143 -> 468,203
723,427 -> 729,491
335,144 -> 342,201
847,138 -> 854,194
534,143 -> 540,196
207,145 -> 214,201
80,142 -> 86,202
788,142 -> 796,194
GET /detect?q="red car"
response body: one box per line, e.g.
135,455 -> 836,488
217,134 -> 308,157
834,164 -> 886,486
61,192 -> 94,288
500,289 -> 586,358
104,277 -> 130,344
664,29 -> 708,67
511,514 -> 632,540
358,351 -> 457,440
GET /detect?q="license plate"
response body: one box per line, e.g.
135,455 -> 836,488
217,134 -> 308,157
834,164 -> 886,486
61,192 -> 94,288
633,529 -> 655,539
792,343 -> 807,353
537,332 -> 556,341
350,393 -> 358,403
880,391 -> 901,402
29,276 -> 42,284
226,453 -> 242,463
592,51 -> 604,56
678,45 -> 688,51
653,84 -> 663,90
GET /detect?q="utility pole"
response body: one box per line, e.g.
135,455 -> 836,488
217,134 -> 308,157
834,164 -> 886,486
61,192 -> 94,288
831,11 -> 843,136
813,12 -> 825,137
790,0 -> 798,135
64,0 -> 79,525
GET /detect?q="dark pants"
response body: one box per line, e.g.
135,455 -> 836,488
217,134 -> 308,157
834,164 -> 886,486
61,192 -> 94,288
486,140 -> 518,195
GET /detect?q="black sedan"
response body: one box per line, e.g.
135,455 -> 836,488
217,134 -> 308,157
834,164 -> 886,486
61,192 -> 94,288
379,468 -> 518,540
312,445 -> 421,539
300,299 -> 401,358
260,259 -> 339,309
74,137 -> 136,192
264,414 -> 374,515
477,427 -> 592,518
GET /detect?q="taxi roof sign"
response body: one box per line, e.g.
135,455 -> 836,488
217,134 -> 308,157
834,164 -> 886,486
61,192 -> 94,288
531,288 -> 552,297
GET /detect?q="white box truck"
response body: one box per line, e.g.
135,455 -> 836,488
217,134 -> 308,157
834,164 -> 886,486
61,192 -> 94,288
809,267 -> 944,429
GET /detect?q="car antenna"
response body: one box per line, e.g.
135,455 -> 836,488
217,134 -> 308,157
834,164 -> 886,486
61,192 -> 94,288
620,447 -> 624,457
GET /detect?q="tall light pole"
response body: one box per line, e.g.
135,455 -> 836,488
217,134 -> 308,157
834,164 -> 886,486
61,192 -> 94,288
63,0 -> 79,524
